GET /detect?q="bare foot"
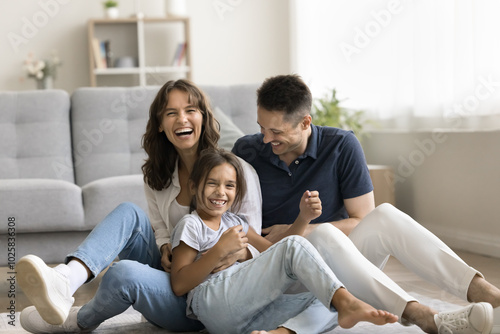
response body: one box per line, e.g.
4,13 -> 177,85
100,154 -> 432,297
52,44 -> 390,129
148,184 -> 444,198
332,288 -> 398,329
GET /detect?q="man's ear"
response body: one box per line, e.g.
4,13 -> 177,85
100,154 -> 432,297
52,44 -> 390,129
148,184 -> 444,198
302,115 -> 312,129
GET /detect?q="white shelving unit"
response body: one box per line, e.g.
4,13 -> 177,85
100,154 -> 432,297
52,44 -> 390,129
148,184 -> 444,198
88,17 -> 191,87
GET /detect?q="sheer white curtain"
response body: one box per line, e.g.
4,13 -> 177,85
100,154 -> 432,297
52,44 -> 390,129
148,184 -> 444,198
290,0 -> 500,129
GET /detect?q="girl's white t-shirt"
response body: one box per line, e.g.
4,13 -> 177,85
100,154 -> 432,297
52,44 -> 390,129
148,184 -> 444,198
171,210 -> 251,319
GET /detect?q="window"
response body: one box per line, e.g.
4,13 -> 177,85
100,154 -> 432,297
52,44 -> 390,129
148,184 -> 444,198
290,0 -> 500,129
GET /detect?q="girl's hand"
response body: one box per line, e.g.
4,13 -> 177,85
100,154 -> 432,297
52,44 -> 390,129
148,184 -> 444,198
299,190 -> 322,222
215,225 -> 248,257
160,243 -> 173,273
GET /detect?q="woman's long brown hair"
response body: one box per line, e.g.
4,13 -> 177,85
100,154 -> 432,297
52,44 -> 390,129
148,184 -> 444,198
142,79 -> 220,191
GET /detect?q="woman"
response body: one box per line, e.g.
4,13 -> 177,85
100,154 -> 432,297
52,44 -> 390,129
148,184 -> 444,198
16,79 -> 262,332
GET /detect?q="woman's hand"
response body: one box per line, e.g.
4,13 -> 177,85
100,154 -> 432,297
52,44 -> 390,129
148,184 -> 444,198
160,243 -> 173,273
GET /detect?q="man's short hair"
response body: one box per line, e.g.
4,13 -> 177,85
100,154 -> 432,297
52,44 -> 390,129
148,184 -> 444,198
257,74 -> 312,125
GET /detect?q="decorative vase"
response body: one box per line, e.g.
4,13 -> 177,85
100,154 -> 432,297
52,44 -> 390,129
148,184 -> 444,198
166,0 -> 186,17
106,7 -> 119,19
36,76 -> 53,90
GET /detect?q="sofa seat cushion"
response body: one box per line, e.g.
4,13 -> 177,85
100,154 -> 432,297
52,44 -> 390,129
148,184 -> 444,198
0,179 -> 84,234
82,174 -> 148,229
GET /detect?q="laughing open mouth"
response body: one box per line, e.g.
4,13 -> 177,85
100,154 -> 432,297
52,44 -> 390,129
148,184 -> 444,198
210,199 -> 227,206
175,128 -> 193,136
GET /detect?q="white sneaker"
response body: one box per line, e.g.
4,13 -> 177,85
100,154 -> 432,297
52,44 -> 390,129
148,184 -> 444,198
492,307 -> 500,334
16,255 -> 74,325
435,302 -> 493,334
20,306 -> 97,333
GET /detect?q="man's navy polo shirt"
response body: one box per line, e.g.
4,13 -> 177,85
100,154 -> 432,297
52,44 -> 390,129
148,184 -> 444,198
232,124 -> 373,229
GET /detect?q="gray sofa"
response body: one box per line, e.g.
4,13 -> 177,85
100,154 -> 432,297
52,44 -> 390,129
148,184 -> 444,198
0,84 -> 259,265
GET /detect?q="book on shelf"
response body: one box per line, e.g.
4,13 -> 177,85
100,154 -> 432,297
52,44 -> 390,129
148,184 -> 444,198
171,42 -> 187,66
91,38 -> 105,69
92,38 -> 112,69
103,40 -> 112,68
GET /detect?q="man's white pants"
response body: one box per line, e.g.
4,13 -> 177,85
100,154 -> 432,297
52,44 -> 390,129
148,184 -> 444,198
306,203 -> 481,318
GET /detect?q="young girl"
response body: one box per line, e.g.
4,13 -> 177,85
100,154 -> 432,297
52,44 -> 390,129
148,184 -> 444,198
170,148 -> 398,334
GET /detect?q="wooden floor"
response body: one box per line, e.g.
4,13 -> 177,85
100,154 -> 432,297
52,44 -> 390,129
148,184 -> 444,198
2,250 -> 499,315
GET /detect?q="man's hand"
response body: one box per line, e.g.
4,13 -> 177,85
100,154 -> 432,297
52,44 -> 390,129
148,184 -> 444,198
263,224 -> 320,243
210,247 -> 250,273
160,243 -> 173,273
262,224 -> 290,243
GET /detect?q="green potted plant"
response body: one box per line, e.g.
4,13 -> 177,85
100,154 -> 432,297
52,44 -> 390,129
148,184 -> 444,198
312,88 -> 371,139
103,1 -> 119,18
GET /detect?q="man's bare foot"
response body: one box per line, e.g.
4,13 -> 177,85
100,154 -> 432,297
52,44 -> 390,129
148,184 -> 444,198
332,288 -> 398,329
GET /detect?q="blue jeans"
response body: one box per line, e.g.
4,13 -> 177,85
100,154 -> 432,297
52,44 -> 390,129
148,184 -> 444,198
191,236 -> 343,334
66,202 -> 204,331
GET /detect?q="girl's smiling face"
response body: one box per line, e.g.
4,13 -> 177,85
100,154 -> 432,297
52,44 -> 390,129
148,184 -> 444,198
159,89 -> 203,153
195,163 -> 237,221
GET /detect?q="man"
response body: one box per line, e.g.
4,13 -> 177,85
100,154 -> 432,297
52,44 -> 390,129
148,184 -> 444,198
233,74 -> 500,334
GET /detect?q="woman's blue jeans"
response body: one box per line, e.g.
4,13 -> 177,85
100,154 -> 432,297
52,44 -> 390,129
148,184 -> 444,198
65,202 -> 204,331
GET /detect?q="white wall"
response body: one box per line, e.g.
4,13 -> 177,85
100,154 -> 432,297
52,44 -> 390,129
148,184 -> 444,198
0,0 -> 290,93
187,0 -> 290,85
362,130 -> 500,259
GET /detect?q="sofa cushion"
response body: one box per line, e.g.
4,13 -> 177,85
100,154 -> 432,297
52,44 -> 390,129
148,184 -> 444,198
71,87 -> 155,186
0,90 -> 74,182
0,179 -> 84,234
82,174 -> 148,229
213,106 -> 245,151
201,84 -> 260,135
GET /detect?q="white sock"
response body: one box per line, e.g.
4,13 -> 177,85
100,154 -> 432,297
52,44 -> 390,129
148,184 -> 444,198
54,260 -> 89,296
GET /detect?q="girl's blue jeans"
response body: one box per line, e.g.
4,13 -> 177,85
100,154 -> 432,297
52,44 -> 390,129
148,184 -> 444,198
191,235 -> 343,334
66,202 -> 204,331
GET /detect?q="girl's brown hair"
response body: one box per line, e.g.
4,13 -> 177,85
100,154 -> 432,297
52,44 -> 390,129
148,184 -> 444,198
142,79 -> 220,190
189,148 -> 247,214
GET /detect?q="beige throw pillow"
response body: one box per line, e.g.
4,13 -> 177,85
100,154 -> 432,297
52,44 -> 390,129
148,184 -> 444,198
213,106 -> 245,151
